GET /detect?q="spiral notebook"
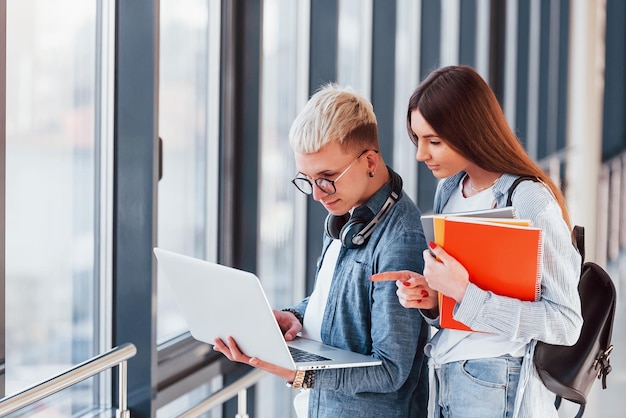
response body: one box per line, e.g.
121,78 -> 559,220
434,217 -> 543,331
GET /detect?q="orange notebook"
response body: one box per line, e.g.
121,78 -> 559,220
433,216 -> 542,331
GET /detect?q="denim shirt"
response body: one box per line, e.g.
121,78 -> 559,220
426,172 -> 583,418
289,168 -> 430,418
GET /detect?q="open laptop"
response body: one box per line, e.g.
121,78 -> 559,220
154,247 -> 381,371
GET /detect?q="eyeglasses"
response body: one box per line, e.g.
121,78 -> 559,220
291,149 -> 378,195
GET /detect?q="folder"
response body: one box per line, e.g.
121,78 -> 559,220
433,216 -> 542,331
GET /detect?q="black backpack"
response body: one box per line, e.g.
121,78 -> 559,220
507,177 -> 616,418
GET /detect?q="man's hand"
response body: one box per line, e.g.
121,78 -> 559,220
213,336 -> 297,382
273,309 -> 302,341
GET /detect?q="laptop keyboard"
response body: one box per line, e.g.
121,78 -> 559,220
289,346 -> 331,362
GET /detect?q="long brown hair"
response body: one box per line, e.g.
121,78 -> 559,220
407,65 -> 571,228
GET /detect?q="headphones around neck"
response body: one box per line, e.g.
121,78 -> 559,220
324,170 -> 402,249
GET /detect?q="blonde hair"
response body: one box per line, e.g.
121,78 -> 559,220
289,83 -> 379,154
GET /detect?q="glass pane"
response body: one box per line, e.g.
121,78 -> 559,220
2,376 -> 101,417
157,0 -> 217,343
392,0 -> 420,201
257,0 -> 303,416
156,376 -> 222,418
5,0 -> 101,413
338,0 -> 372,96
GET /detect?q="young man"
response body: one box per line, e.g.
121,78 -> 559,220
214,84 -> 429,417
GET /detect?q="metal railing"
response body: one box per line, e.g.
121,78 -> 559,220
174,368 -> 266,418
0,343 -> 137,417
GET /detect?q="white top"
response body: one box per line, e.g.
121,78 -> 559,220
425,178 -> 527,365
296,238 -> 342,417
443,175 -> 496,212
302,239 -> 342,342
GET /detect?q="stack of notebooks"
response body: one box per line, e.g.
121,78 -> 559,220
420,207 -> 543,331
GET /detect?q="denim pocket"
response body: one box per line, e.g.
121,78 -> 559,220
439,357 -> 522,418
460,358 -> 509,389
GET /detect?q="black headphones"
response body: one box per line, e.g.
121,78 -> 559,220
324,169 -> 402,249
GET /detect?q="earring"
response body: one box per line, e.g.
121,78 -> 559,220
369,172 -> 374,178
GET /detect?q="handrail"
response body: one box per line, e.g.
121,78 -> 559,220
0,342 -> 137,417
175,368 -> 266,418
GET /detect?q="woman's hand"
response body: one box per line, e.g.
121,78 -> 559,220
370,270 -> 438,310
423,242 -> 469,302
213,336 -> 297,382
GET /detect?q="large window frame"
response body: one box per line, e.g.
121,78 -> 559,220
1,0 -> 115,414
0,0 -> 6,399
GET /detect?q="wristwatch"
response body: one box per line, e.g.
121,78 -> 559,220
286,370 -> 316,389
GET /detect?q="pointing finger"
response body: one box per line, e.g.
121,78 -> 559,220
370,270 -> 413,282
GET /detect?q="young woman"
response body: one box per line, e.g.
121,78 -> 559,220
372,65 -> 582,418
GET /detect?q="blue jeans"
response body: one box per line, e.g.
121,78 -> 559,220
435,356 -> 522,418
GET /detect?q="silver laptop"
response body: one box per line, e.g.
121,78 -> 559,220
154,247 -> 381,371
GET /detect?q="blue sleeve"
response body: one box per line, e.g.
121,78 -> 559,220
314,215 -> 429,395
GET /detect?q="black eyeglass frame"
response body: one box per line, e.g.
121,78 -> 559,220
291,149 -> 379,195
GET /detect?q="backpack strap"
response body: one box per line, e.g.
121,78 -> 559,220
572,225 -> 585,265
505,176 -> 539,207
506,176 -> 583,257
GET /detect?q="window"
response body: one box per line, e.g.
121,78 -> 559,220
157,0 -> 220,343
257,0 -> 307,415
4,0 -> 110,414
337,0 -> 372,96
